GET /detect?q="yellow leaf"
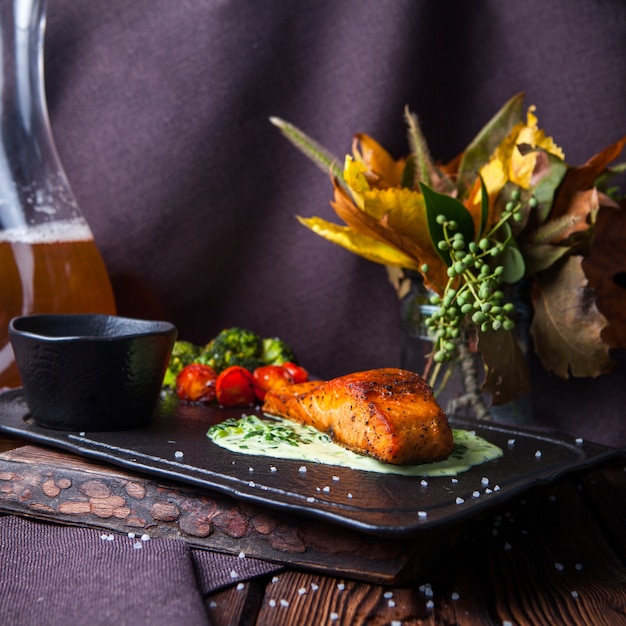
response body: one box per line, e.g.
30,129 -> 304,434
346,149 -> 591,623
343,156 -> 370,202
486,106 -> 565,190
330,183 -> 450,292
353,133 -> 405,188
296,216 -> 421,269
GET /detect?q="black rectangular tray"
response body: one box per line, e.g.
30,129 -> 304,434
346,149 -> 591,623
0,388 -> 622,536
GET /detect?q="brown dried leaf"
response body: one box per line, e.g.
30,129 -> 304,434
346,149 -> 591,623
582,203 -> 626,349
548,188 -> 598,243
530,255 -> 615,378
551,134 -> 626,219
478,329 -> 531,405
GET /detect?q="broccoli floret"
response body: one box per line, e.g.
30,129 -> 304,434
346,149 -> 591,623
261,336 -> 296,366
199,327 -> 264,373
163,340 -> 203,388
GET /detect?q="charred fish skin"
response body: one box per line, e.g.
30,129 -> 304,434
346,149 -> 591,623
262,368 -> 454,465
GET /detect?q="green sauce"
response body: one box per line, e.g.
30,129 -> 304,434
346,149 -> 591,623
207,414 -> 502,477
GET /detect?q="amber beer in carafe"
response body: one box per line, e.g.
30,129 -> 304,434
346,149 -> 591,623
0,218 -> 117,388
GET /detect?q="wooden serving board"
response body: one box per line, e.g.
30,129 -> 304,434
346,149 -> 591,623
0,444 -> 462,585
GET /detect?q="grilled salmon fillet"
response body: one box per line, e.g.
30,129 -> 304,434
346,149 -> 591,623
262,368 -> 453,465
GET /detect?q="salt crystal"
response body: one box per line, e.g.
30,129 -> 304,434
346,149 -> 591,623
272,576 -> 280,584
420,479 -> 428,487
481,477 -> 490,485
127,532 -> 135,539
79,432 -> 86,437
418,511 -> 428,519
298,587 -> 307,595
388,599 -> 396,607
494,485 -> 501,491
384,591 -> 393,598
141,534 -> 150,542
133,542 -> 142,550
174,450 -> 184,458
310,583 -> 319,591
347,493 -> 353,499
236,582 -> 244,591
575,438 -> 583,446
322,486 -> 330,492
280,599 -> 289,607
230,570 -> 239,579
455,497 -> 465,505
451,592 -> 460,601
504,543 -> 512,551
298,466 -> 307,473
337,583 -> 345,591
472,491 -> 480,498
249,481 -> 255,487
332,475 -> 340,482
249,467 -> 254,473
306,496 -> 315,503
209,600 -> 217,608
238,551 -> 245,559
535,450 -> 542,458
391,622 -> 402,626
330,612 -> 339,621
451,478 -> 459,484
269,599 -> 276,607
555,562 -> 564,571
485,488 -> 493,494
575,563 -> 583,571
571,590 -> 579,598
507,438 -> 516,447
270,466 -> 277,472
426,600 -> 434,609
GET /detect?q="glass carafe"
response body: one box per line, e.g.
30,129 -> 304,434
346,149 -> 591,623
0,0 -> 116,389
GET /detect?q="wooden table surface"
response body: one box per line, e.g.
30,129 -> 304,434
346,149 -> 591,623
1,434 -> 625,626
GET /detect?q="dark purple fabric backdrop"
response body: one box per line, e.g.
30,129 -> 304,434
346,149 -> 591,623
43,0 -> 626,446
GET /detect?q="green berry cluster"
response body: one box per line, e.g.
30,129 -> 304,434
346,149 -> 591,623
422,190 -> 529,363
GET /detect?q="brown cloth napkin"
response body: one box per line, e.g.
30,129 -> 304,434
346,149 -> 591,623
0,516 -> 282,626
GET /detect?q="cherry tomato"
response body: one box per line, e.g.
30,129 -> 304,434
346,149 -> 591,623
281,362 -> 308,384
216,366 -> 257,407
176,363 -> 217,403
253,365 -> 294,401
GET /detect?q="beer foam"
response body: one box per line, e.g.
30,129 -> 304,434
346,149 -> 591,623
0,218 -> 94,243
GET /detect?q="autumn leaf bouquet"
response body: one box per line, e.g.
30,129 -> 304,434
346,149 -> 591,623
271,93 -> 626,417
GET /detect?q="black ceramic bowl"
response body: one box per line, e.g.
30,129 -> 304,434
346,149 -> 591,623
9,314 -> 177,431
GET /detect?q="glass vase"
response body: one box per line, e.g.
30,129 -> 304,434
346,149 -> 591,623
400,274 -> 533,426
0,0 -> 116,389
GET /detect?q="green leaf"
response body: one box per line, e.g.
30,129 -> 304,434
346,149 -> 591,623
420,182 -> 475,266
401,154 -> 417,189
530,150 -> 568,223
501,244 -> 525,283
457,93 -> 525,191
479,175 -> 489,238
497,223 -> 526,283
521,242 -> 571,274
